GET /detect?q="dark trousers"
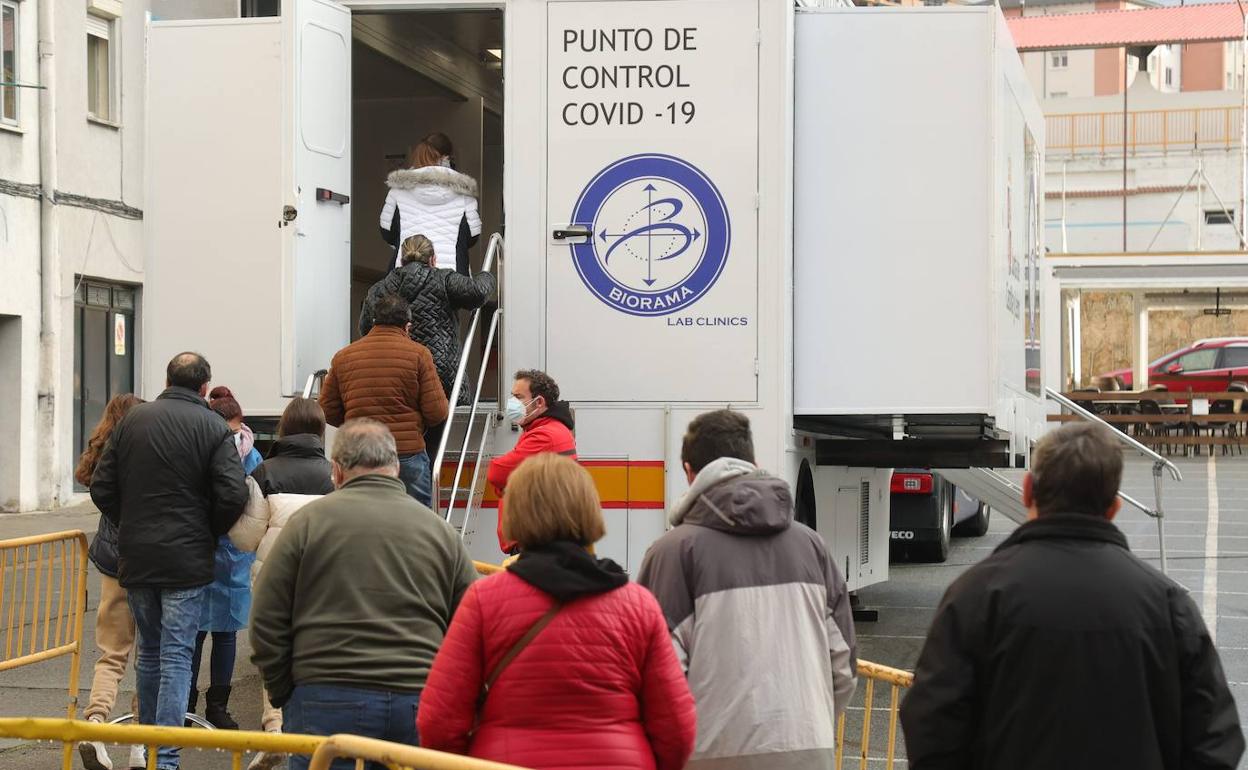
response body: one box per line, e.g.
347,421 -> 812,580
283,684 -> 420,770
190,630 -> 236,693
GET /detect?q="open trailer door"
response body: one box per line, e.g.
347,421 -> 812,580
144,0 -> 351,416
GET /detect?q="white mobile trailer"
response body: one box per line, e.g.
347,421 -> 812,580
142,0 -> 1045,587
794,8 -> 1047,468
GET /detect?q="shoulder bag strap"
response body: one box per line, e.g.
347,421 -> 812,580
477,601 -> 563,709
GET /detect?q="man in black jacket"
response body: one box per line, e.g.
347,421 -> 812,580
90,352 -> 248,770
900,422 -> 1244,770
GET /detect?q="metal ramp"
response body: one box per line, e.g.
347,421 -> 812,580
938,467 -> 1029,525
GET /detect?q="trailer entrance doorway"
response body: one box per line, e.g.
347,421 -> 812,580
350,10 -> 504,397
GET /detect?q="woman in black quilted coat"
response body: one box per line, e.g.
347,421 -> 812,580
359,233 -> 496,460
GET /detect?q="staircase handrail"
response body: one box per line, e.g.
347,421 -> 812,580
434,233 -> 504,516
1045,386 -> 1179,573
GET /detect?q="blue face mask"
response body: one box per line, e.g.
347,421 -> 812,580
505,396 -> 530,423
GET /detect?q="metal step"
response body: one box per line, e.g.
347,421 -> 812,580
938,467 -> 1029,525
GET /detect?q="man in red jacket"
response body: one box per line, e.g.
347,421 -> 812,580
486,369 -> 577,553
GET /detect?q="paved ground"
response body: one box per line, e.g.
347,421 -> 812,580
0,500 -> 271,770
2,456 -> 1245,769
854,455 -> 1248,767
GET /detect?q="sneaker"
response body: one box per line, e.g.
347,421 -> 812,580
79,716 -> 113,770
126,745 -> 145,770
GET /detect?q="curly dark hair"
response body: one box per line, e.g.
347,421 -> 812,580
514,369 -> 560,404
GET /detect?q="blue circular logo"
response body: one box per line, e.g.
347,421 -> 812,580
568,154 -> 731,317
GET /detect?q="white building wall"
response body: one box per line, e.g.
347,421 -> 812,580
1046,83 -> 1245,254
0,0 -> 146,511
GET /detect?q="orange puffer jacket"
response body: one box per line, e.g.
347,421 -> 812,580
319,326 -> 449,455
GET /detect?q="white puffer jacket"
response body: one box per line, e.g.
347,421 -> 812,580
228,477 -> 322,583
379,166 -> 482,271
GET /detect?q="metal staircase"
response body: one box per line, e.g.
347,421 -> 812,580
300,233 -> 505,541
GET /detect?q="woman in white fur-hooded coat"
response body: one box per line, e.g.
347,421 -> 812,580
379,133 -> 482,275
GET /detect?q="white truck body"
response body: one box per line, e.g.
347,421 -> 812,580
142,0 -> 1044,586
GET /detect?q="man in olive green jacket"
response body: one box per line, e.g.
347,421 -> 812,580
250,418 -> 476,770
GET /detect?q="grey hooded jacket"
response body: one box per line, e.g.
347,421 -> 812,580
637,458 -> 857,770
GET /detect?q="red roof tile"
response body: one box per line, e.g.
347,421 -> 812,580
1007,3 -> 1244,52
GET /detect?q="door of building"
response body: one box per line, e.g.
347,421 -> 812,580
74,281 -> 136,491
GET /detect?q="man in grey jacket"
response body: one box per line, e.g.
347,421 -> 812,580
637,409 -> 856,770
250,418 -> 477,770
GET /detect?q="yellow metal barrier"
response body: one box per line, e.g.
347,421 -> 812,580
0,719 -> 529,770
473,560 -> 504,576
836,660 -> 914,770
309,734 -> 526,770
0,530 -> 88,768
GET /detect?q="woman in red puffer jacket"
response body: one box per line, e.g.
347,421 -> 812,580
418,454 -> 696,770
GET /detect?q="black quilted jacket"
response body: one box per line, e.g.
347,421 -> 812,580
359,262 -> 497,403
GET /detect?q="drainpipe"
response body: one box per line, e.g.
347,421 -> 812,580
37,0 -> 62,508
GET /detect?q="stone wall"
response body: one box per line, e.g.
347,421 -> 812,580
1077,291 -> 1248,384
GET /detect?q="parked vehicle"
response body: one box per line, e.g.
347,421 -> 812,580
1102,338 -> 1248,392
890,470 -> 990,563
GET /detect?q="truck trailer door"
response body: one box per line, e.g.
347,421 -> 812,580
144,1 -> 351,415
544,0 -> 760,403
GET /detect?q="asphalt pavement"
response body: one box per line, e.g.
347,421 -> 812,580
854,455 -> 1248,767
2,454 -> 1246,769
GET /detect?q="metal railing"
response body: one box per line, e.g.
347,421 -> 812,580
835,660 -> 913,770
309,733 -> 525,770
0,719 -> 525,770
1046,387 -> 1182,573
435,232 -> 504,537
0,531 -> 88,769
1047,106 -> 1244,157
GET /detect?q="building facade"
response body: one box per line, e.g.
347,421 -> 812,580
0,0 -> 147,511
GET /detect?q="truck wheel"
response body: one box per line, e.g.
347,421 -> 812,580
918,480 -> 952,563
953,501 -> 990,537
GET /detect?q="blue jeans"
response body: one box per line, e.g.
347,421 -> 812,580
397,452 -> 432,508
283,684 -> 420,770
127,586 -> 207,770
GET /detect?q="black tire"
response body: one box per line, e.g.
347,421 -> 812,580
917,479 -> 952,563
953,500 -> 991,537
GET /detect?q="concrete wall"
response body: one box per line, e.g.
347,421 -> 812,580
0,0 -> 146,511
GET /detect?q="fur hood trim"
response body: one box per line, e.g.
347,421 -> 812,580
386,166 -> 478,197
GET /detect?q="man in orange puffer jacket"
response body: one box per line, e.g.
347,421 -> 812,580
486,369 -> 577,553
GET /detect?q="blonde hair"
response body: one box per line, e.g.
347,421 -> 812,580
502,454 -> 605,548
401,234 -> 436,266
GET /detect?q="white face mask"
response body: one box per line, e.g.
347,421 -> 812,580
505,396 -> 535,424
438,156 -> 452,168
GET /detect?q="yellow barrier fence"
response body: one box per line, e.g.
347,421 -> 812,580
0,546 -> 910,768
0,718 -> 528,770
0,530 -> 88,768
836,660 -> 914,770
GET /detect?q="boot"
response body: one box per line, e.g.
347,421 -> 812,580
185,688 -> 198,727
205,685 -> 239,730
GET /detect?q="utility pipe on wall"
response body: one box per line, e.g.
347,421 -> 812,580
36,0 -> 63,508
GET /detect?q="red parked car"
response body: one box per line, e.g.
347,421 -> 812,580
1103,337 -> 1248,392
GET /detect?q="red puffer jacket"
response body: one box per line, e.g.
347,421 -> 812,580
417,571 -> 696,770
486,404 -> 578,553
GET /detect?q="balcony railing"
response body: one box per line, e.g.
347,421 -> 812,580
1047,107 -> 1243,156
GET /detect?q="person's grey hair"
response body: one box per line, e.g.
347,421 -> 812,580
332,418 -> 399,470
